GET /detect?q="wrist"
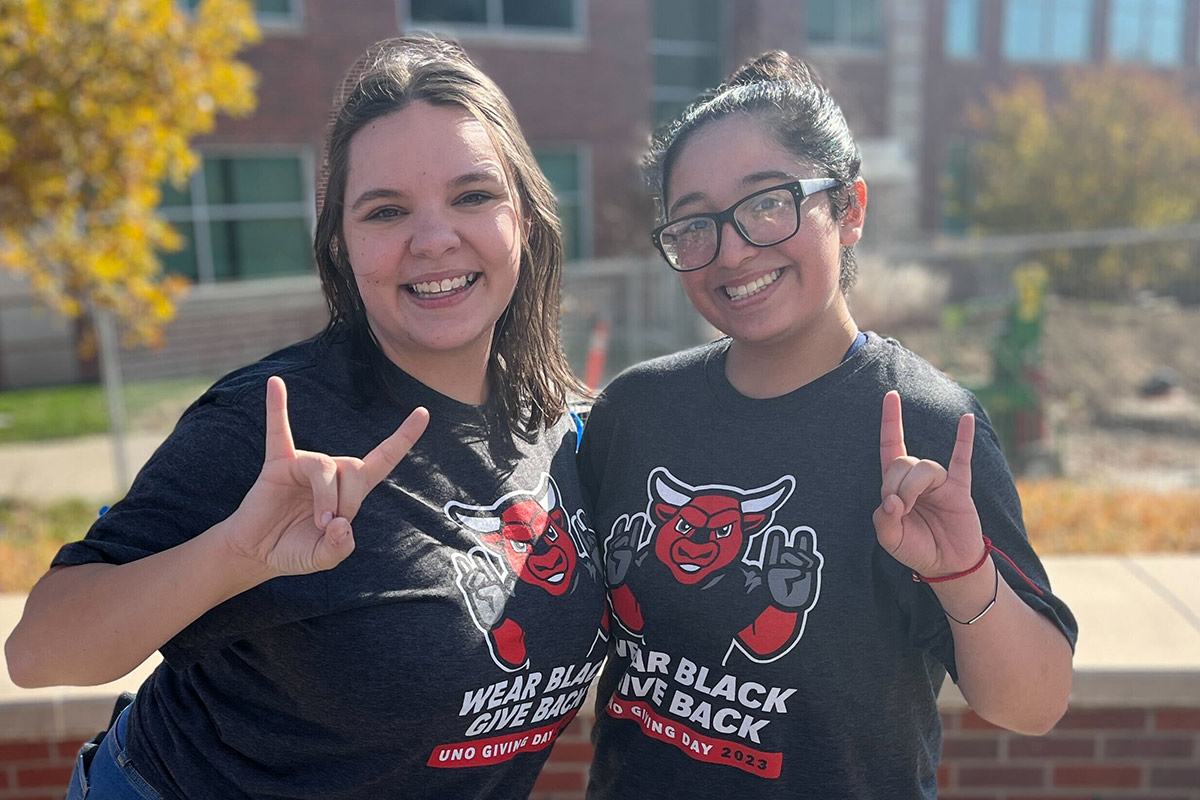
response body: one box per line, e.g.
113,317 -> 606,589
929,559 -> 999,625
203,517 -> 278,597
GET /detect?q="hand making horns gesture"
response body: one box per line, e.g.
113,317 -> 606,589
225,376 -> 429,577
872,390 -> 986,578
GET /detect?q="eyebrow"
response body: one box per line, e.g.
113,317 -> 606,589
349,170 -> 507,213
667,170 -> 796,218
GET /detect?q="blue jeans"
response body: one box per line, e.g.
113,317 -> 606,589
66,704 -> 162,800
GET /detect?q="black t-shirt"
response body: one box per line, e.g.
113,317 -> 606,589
53,330 -> 607,800
578,334 -> 1078,799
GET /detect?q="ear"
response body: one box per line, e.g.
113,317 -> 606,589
550,508 -> 568,530
838,178 -> 867,247
741,513 -> 768,535
652,502 -> 679,525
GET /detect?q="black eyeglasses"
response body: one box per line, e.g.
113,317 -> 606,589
651,178 -> 840,272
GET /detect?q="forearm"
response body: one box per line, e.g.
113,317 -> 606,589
5,519 -> 271,688
935,563 -> 1074,735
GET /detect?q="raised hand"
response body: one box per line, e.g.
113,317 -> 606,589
605,513 -> 648,586
225,376 -> 429,577
763,528 -> 818,609
872,390 -> 985,579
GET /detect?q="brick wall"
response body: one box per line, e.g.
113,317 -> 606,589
3,706 -> 1198,800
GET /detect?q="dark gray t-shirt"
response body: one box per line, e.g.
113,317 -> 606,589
578,334 -> 1077,799
54,331 -> 608,800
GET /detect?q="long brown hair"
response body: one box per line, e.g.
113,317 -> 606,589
314,36 -> 583,434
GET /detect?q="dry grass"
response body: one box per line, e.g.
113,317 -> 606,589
1018,479 -> 1200,554
0,499 -> 97,592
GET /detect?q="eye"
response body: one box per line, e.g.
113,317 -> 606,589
456,191 -> 497,207
715,524 -> 734,539
365,206 -> 405,221
675,520 -> 693,535
509,540 -> 529,553
678,217 -> 712,236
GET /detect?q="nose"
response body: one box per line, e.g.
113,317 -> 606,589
713,219 -> 756,270
408,210 -> 460,259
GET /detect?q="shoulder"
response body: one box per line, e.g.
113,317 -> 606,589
192,333 -> 347,418
863,333 -> 981,421
596,340 -> 720,404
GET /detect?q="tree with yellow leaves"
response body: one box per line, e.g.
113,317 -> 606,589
962,67 -> 1200,300
0,0 -> 260,346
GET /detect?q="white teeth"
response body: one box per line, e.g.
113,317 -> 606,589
724,269 -> 782,300
409,273 -> 477,297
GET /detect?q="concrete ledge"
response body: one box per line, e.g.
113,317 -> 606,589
2,554 -> 1198,739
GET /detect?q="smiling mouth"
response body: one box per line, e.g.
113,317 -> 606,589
407,273 -> 479,299
724,268 -> 782,300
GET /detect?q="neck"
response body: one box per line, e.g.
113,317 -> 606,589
375,334 -> 493,407
724,310 -> 858,400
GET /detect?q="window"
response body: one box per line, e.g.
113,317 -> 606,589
183,0 -> 302,27
940,137 -> 976,234
945,0 -> 981,58
1003,0 -> 1093,62
651,0 -> 724,126
1108,0 -> 1183,65
534,147 -> 590,260
806,0 -> 883,48
407,0 -> 582,34
159,153 -> 315,283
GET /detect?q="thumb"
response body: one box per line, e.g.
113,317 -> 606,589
311,516 -> 356,572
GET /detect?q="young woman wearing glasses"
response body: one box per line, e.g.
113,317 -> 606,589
578,51 -> 1076,798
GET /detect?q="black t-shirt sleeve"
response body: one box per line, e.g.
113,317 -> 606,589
50,385 -> 330,666
888,400 -> 1078,683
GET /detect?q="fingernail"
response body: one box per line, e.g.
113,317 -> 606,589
321,511 -> 333,526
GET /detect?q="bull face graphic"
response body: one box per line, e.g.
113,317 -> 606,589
448,476 -> 578,596
648,469 -> 792,585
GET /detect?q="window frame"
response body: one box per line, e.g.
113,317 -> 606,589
533,143 -> 593,262
804,0 -> 886,53
944,0 -> 982,60
181,0 -> 305,31
650,0 -> 727,127
158,147 -> 317,285
1002,0 -> 1095,64
1107,0 -> 1184,65
401,0 -> 588,46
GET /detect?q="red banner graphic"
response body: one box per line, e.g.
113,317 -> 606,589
606,697 -> 782,779
426,713 -> 576,769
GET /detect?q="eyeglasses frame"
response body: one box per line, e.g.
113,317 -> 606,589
650,178 -> 842,272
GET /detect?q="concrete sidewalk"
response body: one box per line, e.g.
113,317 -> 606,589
0,431 -> 165,504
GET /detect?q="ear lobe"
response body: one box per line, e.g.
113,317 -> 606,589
839,178 -> 867,246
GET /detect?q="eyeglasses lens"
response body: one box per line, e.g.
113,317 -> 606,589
659,188 -> 799,271
735,189 -> 797,244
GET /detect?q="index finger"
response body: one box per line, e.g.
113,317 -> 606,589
879,390 -> 907,473
360,406 -> 430,488
264,376 -> 297,462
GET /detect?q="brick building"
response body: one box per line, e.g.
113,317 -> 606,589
5,0 -> 1199,387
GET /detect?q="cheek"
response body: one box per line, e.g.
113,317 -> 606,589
679,273 -> 713,306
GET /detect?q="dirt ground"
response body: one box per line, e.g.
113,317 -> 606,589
882,297 -> 1200,488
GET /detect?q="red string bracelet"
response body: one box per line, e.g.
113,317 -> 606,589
911,537 -> 1046,596
912,537 -> 994,584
